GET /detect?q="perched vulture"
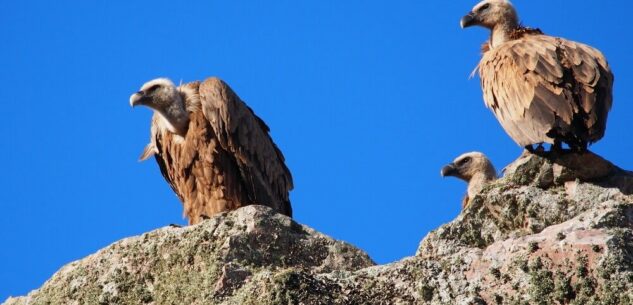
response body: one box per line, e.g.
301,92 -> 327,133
441,152 -> 497,209
461,0 -> 614,151
130,77 -> 293,224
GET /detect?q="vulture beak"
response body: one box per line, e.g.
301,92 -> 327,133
441,163 -> 458,177
460,12 -> 477,29
129,91 -> 148,108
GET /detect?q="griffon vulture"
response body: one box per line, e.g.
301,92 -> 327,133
130,77 -> 293,224
441,152 -> 497,209
461,0 -> 614,152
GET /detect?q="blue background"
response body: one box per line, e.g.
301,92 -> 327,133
1,0 -> 631,300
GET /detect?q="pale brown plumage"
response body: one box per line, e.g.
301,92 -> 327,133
131,77 -> 293,224
461,0 -> 614,151
441,152 -> 497,209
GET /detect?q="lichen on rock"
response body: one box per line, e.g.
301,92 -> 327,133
4,152 -> 633,305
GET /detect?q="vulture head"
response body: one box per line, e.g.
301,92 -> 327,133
460,0 -> 518,30
441,152 -> 497,208
441,152 -> 496,183
130,78 -> 190,136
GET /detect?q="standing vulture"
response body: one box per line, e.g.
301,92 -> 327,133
441,152 -> 497,209
130,77 -> 293,224
461,0 -> 614,151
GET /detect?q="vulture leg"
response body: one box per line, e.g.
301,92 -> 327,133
551,140 -> 563,153
535,144 -> 545,153
570,141 -> 588,153
525,143 -> 549,158
526,144 -> 550,157
580,142 -> 588,152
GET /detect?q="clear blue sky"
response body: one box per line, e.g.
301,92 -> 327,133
1,0 -> 631,300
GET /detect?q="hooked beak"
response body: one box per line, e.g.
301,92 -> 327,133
129,91 -> 147,108
460,12 -> 477,29
441,163 -> 458,177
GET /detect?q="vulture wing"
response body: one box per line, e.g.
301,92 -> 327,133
479,34 -> 613,147
198,77 -> 294,217
139,115 -> 160,162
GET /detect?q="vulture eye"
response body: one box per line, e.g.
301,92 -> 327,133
478,3 -> 490,12
146,84 -> 161,93
458,157 -> 472,166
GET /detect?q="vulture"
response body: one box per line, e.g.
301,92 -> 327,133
461,0 -> 614,152
130,77 -> 293,224
441,152 -> 497,209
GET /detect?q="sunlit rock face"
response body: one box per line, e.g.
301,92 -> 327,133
4,152 -> 633,305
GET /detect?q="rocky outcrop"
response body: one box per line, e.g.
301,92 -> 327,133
4,152 -> 633,305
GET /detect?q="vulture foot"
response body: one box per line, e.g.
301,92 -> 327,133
535,144 -> 545,153
526,144 -> 548,157
550,141 -> 563,153
569,142 -> 588,153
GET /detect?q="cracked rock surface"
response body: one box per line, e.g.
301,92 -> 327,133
4,152 -> 633,305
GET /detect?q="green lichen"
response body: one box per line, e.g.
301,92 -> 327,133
528,257 -> 554,305
419,284 -> 434,301
553,271 -> 574,304
490,267 -> 501,280
528,241 -> 539,253
493,293 -> 503,304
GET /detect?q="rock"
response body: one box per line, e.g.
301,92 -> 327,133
503,150 -> 622,188
4,153 -> 633,305
2,206 -> 373,305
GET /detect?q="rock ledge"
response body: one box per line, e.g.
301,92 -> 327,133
4,153 -> 633,305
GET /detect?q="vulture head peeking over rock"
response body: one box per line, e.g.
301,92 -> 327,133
441,152 -> 497,209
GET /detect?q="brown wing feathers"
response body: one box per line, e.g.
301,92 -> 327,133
148,78 -> 293,224
199,78 -> 293,216
479,31 -> 613,149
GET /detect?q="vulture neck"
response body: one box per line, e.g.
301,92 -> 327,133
157,98 -> 190,137
489,19 -> 519,49
467,172 -> 494,198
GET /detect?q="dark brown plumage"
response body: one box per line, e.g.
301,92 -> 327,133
131,77 -> 293,224
441,152 -> 497,209
461,0 -> 614,151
